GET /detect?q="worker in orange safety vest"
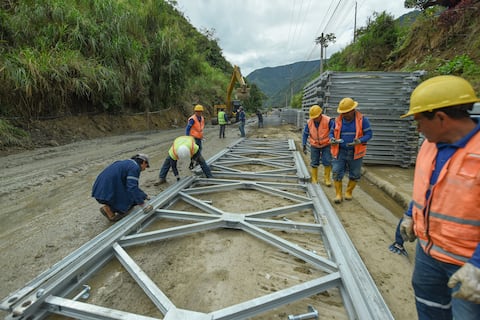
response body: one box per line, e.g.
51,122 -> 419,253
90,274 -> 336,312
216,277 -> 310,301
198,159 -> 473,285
329,97 -> 372,203
302,105 -> 334,186
186,104 -> 205,152
400,75 -> 480,320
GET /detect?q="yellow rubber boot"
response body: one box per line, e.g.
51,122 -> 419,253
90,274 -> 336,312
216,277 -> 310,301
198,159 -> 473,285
334,181 -> 343,203
345,180 -> 357,200
324,166 -> 332,187
311,167 -> 318,184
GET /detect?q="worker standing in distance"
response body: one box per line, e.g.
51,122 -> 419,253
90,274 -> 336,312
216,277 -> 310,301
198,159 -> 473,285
186,104 -> 205,152
329,97 -> 372,203
238,106 -> 246,137
157,135 -> 213,184
92,154 -> 153,222
218,107 -> 228,138
256,110 -> 264,128
302,105 -> 333,186
399,75 -> 480,320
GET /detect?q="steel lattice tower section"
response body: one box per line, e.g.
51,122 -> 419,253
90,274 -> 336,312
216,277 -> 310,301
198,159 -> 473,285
1,138 -> 394,320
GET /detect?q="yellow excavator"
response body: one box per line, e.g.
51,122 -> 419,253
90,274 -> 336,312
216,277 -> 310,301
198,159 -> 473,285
212,65 -> 250,125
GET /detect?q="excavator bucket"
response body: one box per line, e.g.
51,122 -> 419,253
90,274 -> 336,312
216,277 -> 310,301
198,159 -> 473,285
236,87 -> 250,100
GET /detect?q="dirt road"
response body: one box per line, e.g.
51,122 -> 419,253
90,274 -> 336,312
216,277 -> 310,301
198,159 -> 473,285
0,117 -> 416,319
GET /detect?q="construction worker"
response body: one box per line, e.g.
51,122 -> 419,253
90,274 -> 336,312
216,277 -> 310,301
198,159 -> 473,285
330,97 -> 372,203
157,135 -> 213,184
186,104 -> 205,152
256,110 -> 264,128
92,154 -> 153,222
238,106 -> 246,137
218,107 -> 228,138
399,75 -> 480,319
302,105 -> 333,186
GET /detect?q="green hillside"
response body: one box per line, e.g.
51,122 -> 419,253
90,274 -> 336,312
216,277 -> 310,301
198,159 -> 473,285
247,60 -> 320,108
248,2 -> 480,109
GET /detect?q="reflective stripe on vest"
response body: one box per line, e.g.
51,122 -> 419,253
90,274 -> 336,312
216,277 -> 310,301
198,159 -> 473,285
412,134 -> 480,265
188,115 -> 204,139
331,111 -> 367,159
307,116 -> 331,148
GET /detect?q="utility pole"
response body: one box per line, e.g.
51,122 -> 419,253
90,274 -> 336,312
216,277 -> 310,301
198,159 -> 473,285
354,1 -> 357,43
315,33 -> 336,75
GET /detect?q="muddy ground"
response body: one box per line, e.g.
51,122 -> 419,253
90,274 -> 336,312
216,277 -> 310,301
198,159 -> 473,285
0,115 -> 417,319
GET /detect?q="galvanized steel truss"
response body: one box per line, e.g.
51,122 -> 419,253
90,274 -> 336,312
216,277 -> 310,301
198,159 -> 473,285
1,138 -> 393,320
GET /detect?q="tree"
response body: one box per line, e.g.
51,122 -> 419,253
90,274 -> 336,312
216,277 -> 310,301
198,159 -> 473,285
404,0 -> 462,10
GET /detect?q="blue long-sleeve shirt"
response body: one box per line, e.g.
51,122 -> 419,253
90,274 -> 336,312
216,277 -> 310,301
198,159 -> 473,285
92,159 -> 147,213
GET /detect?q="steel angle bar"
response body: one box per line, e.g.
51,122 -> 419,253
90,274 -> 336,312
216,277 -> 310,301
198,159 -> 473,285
307,184 -> 394,320
155,209 -> 219,222
245,182 -> 311,202
240,221 -> 337,273
119,219 -> 226,248
178,191 -> 225,215
182,180 -> 244,194
294,151 -> 310,180
45,296 -> 160,320
209,171 -> 299,181
245,202 -> 314,219
113,243 -> 173,315
184,180 -> 310,202
194,178 -> 306,191
209,273 -> 342,320
244,217 -> 323,233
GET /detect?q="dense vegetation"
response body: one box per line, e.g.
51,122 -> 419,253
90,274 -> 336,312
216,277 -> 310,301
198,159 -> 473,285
327,1 -> 480,88
0,0 -> 252,121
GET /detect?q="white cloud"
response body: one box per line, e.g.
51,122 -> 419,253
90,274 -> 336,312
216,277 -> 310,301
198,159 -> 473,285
174,0 -> 413,75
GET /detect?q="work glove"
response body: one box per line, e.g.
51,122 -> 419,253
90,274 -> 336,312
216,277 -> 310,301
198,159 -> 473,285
400,215 -> 416,242
329,138 -> 344,145
142,204 -> 153,214
447,262 -> 480,303
347,138 -> 361,146
302,145 -> 307,155
189,160 -> 195,170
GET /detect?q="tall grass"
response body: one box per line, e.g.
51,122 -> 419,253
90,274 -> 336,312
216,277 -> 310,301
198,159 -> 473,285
0,0 -> 232,119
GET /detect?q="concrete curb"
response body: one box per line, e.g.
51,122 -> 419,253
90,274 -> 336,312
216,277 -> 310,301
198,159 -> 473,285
362,168 -> 411,210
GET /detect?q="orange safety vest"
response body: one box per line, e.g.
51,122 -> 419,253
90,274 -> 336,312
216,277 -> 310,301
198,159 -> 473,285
412,134 -> 480,266
307,116 -> 331,148
331,111 -> 367,160
169,136 -> 197,160
188,114 -> 205,139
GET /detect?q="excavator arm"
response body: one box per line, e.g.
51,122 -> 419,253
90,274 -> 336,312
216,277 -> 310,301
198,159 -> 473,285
226,65 -> 249,109
212,65 -> 250,124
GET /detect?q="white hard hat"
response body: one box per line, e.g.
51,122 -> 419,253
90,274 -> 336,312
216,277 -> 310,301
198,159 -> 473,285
176,145 -> 191,161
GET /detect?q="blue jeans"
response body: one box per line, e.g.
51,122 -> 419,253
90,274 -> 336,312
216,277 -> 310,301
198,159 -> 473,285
412,242 -> 480,320
310,145 -> 332,168
195,137 -> 203,153
331,148 -> 363,181
239,122 -> 245,137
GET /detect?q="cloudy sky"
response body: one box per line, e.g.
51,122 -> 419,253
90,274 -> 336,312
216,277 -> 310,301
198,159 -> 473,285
173,0 -> 413,76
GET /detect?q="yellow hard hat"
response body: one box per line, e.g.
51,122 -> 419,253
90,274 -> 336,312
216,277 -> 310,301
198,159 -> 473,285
309,105 -> 323,119
401,75 -> 480,118
194,104 -> 204,112
337,98 -> 358,114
